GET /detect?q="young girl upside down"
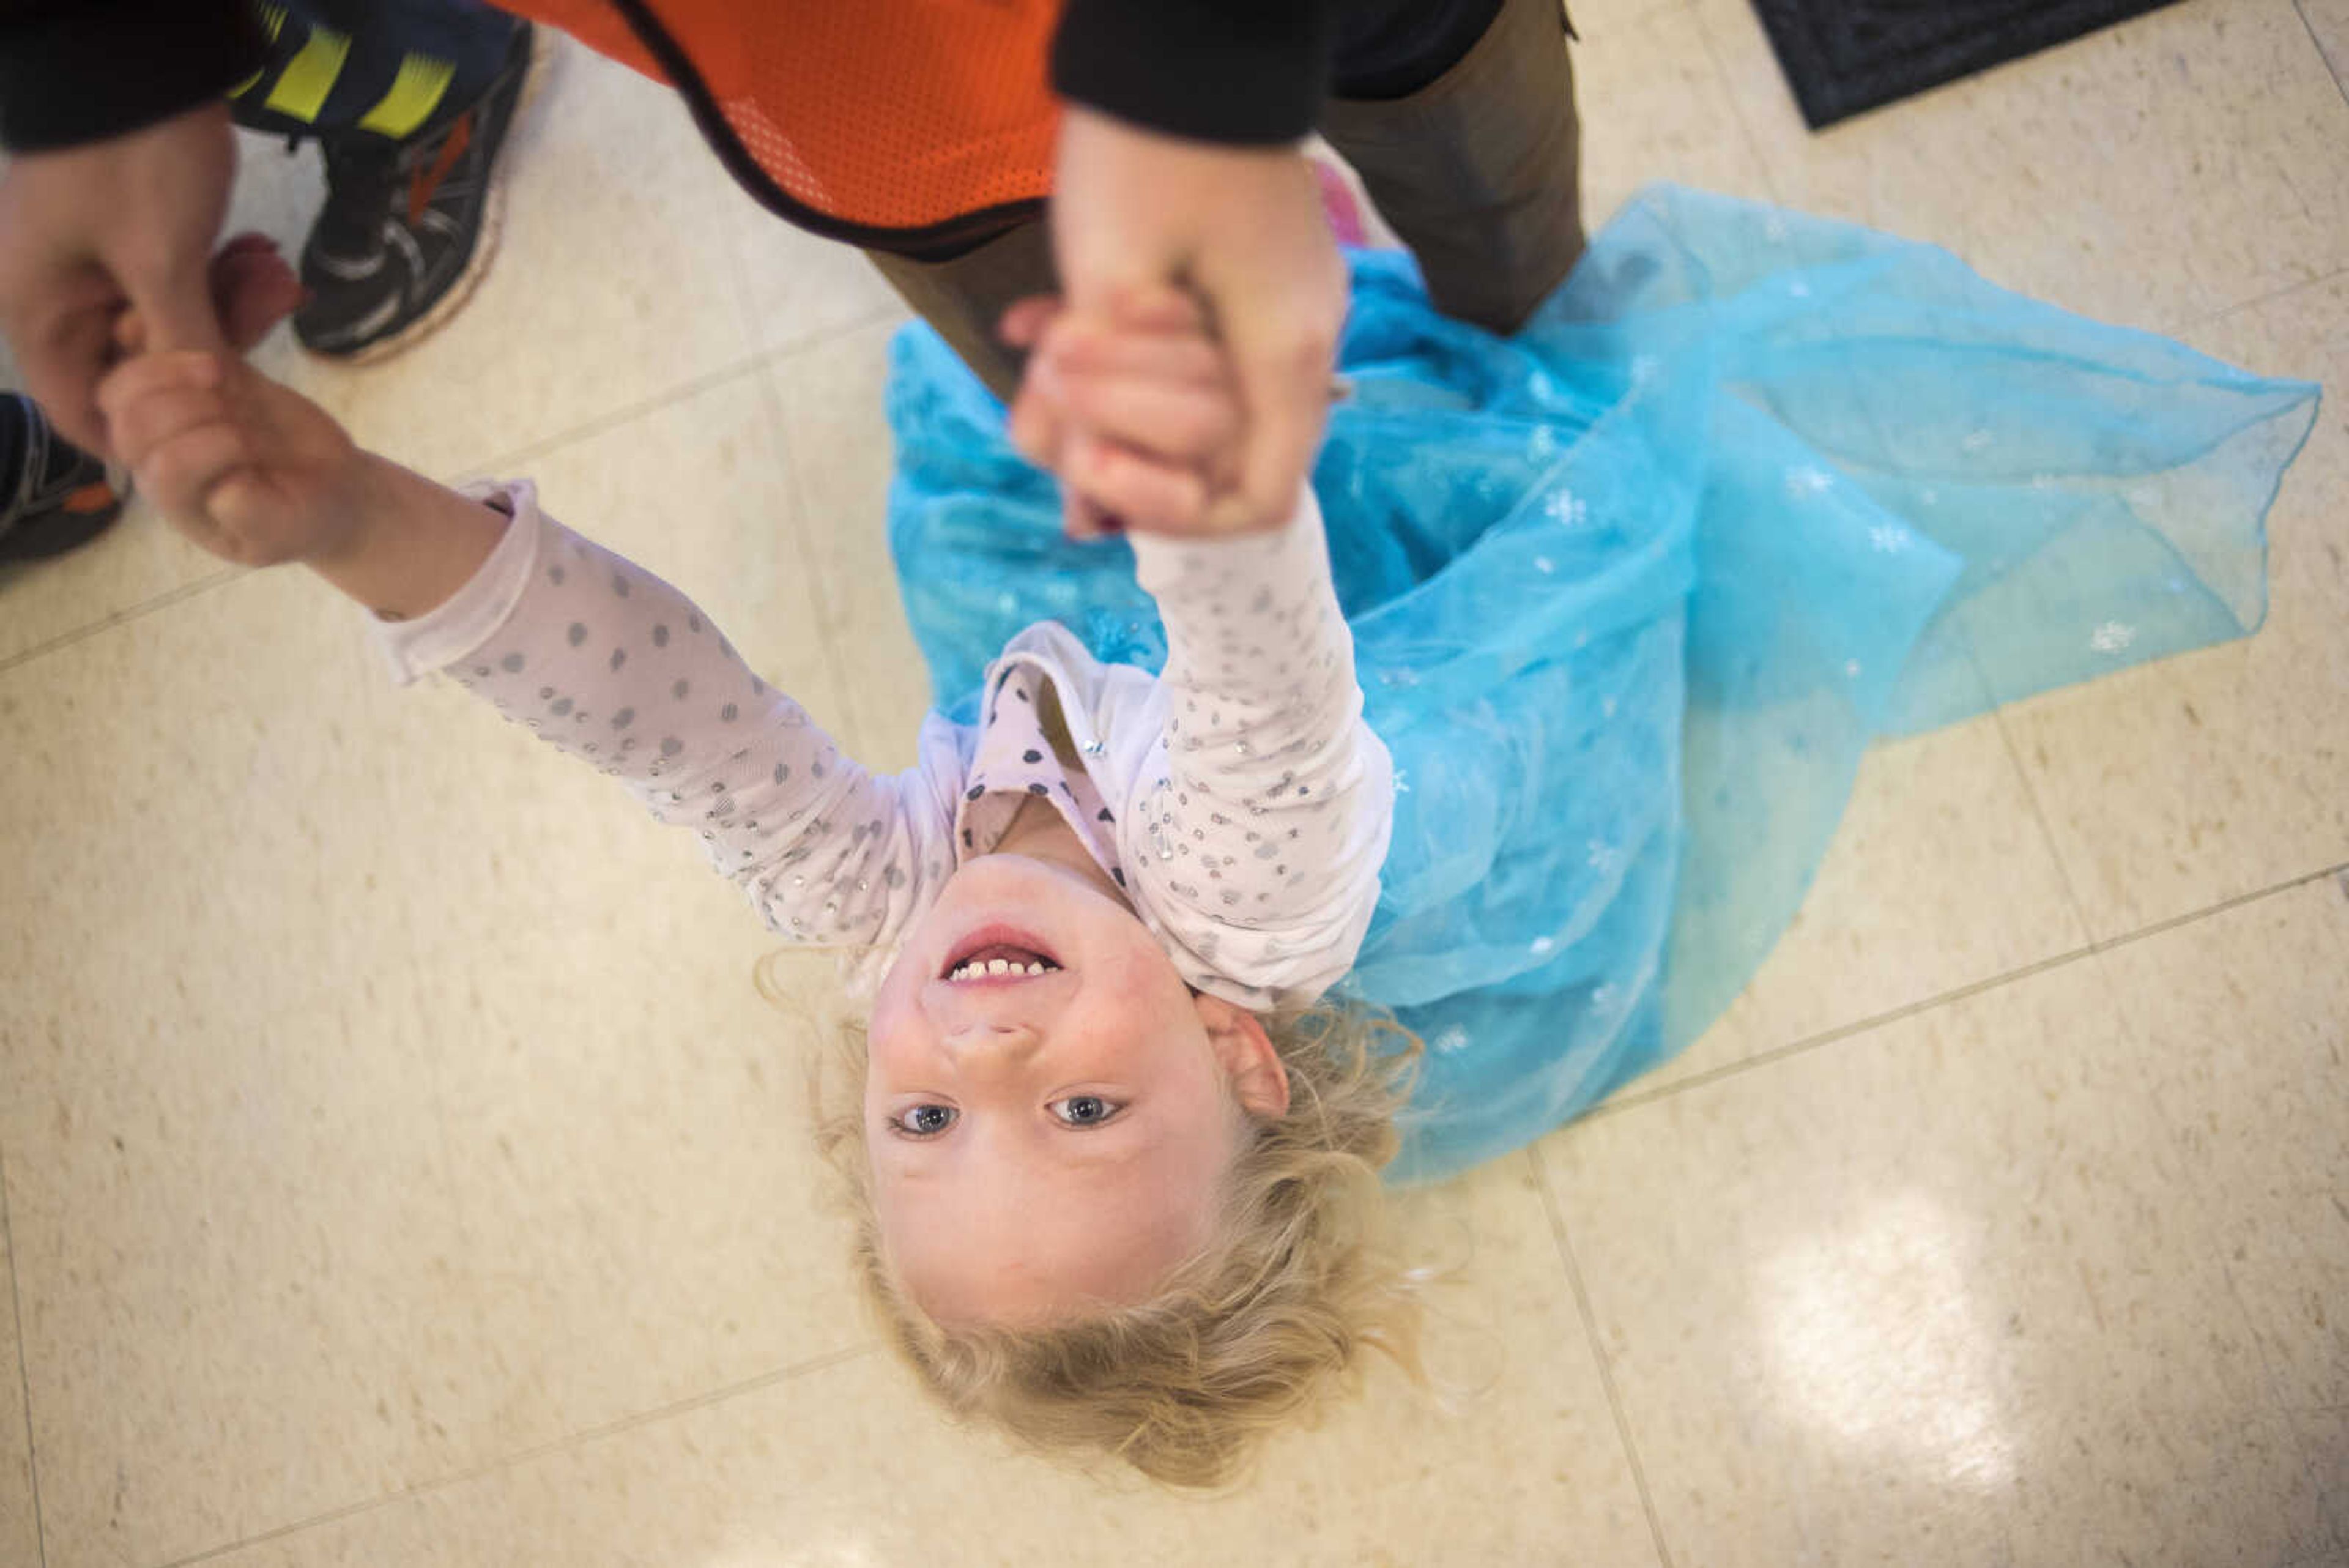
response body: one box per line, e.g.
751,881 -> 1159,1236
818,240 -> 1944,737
98,275 -> 1426,1488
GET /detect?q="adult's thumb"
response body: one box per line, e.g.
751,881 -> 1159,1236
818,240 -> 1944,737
127,255 -> 230,357
1211,302 -> 1335,533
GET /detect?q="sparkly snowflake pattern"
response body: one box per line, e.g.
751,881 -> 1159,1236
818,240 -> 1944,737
1586,839 -> 1624,875
1546,489 -> 1589,527
1961,429 -> 1994,453
1529,935 -> 1556,957
2090,621 -> 2136,653
1869,523 -> 1913,554
1527,426 -> 1559,461
1392,769 -> 1411,795
1785,466 -> 1835,499
1630,354 -> 1661,385
1534,555 -> 1556,575
1431,1025 -> 1471,1055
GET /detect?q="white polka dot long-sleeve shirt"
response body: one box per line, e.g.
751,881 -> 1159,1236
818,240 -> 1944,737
375,481 -> 1393,1012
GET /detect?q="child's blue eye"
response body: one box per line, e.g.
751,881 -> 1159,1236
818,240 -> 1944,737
893,1104 -> 957,1137
1050,1095 -> 1123,1128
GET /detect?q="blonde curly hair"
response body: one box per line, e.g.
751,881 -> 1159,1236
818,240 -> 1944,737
777,960 -> 1427,1489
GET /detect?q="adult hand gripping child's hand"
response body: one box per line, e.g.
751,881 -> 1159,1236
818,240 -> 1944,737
96,233 -> 362,569
97,234 -> 507,622
99,345 -> 365,570
1001,285 -> 1256,542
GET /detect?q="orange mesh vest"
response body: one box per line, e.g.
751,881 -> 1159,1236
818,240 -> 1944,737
500,0 -> 1063,255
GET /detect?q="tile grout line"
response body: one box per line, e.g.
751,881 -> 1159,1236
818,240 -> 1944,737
157,1342 -> 878,1568
1594,939 -> 2098,1117
709,196 -> 890,760
1524,1145 -> 1677,1568
1594,856 -> 2349,1118
458,302 -> 897,481
461,349 -> 781,477
1688,0 -> 1790,210
0,307 -> 904,685
2193,261 -> 2349,333
0,567 -> 240,678
1980,647 -> 2103,954
0,370 -> 779,685
2291,0 -> 2349,111
0,1140 -> 51,1568
747,327 -> 893,763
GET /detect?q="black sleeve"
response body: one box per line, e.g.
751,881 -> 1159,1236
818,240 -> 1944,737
0,0 -> 265,152
1050,0 -> 1337,146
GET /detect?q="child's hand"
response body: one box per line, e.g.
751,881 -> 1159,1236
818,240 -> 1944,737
97,345 -> 366,569
1003,286 -> 1249,540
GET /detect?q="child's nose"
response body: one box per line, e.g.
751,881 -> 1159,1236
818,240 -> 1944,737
939,1021 -> 1041,1072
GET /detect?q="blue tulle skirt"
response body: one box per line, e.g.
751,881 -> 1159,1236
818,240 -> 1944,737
881,185 -> 2320,1183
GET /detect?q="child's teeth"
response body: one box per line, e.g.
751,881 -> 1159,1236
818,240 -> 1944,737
948,957 -> 1059,981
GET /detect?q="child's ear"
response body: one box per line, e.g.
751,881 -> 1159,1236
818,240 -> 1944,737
1193,994 -> 1290,1118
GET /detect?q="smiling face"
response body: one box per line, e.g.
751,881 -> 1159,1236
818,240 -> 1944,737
864,850 -> 1289,1329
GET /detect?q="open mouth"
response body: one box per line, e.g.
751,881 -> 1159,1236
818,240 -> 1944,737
940,929 -> 1064,983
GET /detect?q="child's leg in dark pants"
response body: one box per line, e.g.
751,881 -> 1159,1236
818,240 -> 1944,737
229,0 -> 535,359
1321,0 -> 1586,335
229,0 -> 521,145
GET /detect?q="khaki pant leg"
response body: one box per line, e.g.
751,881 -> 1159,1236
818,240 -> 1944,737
1319,0 -> 1586,334
864,220 -> 1058,403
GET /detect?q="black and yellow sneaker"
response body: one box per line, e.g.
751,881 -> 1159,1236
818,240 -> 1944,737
294,21 -> 539,361
0,395 -> 126,564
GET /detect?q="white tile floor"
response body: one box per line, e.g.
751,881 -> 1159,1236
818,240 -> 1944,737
2,2 -> 2344,1564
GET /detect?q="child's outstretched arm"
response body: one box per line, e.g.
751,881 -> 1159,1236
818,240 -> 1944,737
1125,491 -> 1393,1008
1013,294 -> 1393,1008
100,351 -> 954,968
97,347 -> 507,615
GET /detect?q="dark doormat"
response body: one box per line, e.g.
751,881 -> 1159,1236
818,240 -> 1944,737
1751,0 -> 2185,129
